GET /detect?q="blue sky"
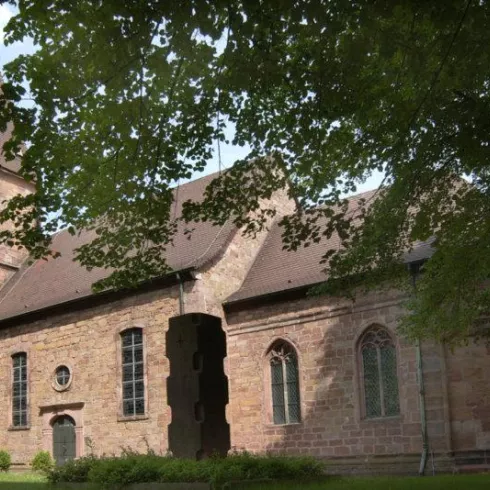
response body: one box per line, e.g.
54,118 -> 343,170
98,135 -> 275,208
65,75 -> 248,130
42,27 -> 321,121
1,4 -> 383,193
0,4 -> 35,68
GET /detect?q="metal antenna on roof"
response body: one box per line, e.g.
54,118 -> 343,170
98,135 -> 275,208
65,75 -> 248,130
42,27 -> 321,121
217,117 -> 223,175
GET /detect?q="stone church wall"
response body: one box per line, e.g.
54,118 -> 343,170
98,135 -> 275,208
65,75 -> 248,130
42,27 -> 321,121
445,342 -> 490,453
0,178 -> 295,466
225,289 -> 490,473
1,170 -> 489,472
0,287 -> 180,464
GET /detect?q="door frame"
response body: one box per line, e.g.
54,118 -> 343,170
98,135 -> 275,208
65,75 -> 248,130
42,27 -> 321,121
40,402 -> 84,460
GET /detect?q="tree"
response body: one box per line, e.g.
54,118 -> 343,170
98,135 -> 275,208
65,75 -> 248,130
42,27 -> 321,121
0,0 -> 489,343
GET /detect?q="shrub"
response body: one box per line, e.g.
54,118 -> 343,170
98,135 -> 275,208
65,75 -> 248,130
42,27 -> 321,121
87,453 -> 324,489
47,455 -> 98,483
31,451 -> 54,473
0,450 -> 11,472
206,453 -> 324,487
49,452 -> 324,489
88,454 -> 167,487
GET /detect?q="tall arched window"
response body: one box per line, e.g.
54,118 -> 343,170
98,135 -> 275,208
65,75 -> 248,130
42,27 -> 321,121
359,325 -> 400,418
12,352 -> 28,427
121,328 -> 145,417
268,340 -> 300,425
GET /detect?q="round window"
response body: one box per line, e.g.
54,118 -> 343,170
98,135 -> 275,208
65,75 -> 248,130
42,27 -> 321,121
55,365 -> 71,387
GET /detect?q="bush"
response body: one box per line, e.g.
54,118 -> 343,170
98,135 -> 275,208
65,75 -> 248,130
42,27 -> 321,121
76,452 -> 323,489
48,452 -> 324,488
87,454 -> 168,487
0,450 -> 11,472
205,453 -> 324,487
31,451 -> 54,473
47,455 -> 98,483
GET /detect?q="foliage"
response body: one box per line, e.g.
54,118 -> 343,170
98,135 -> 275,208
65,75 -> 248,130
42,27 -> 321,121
1,1 -> 490,342
30,450 -> 54,474
0,450 -> 11,472
47,452 -> 323,488
47,455 -> 98,483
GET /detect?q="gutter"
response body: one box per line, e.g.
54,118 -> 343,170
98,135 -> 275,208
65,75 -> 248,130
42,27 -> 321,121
409,262 -> 429,476
416,338 -> 428,475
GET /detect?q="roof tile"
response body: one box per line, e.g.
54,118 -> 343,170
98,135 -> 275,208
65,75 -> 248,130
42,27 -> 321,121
226,190 -> 434,304
0,171 -> 236,320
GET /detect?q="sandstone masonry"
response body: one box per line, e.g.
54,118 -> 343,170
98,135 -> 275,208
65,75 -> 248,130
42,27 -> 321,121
0,164 -> 488,474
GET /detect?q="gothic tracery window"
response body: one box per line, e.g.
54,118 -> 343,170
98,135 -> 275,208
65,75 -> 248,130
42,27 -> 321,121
268,340 -> 300,424
359,326 -> 400,418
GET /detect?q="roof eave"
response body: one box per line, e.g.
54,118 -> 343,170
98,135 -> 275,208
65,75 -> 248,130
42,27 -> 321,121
224,256 -> 432,312
0,267 -> 195,328
223,281 -> 322,312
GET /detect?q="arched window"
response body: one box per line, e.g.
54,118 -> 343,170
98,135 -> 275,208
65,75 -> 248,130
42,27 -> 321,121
121,328 -> 145,417
359,326 -> 400,418
268,340 -> 300,425
12,352 -> 28,427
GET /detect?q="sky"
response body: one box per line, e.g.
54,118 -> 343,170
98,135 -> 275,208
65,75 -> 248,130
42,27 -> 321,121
0,4 -> 384,194
0,4 -> 35,67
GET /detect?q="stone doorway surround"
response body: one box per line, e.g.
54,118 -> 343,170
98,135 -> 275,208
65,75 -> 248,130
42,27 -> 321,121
39,402 -> 84,459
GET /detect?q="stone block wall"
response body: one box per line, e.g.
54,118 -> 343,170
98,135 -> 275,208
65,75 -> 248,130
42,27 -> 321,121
445,342 -> 490,452
225,289 -> 490,471
0,287 -> 180,464
0,185 -> 293,465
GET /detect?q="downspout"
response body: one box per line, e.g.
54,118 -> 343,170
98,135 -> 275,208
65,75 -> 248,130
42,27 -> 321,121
410,263 -> 429,476
416,338 -> 428,475
176,272 -> 185,316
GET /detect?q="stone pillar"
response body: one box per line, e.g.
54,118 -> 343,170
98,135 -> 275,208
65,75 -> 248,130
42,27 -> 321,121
166,313 -> 230,459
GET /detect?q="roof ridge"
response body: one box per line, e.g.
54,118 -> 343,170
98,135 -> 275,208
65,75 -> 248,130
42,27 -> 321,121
0,257 -> 37,309
171,169 -> 224,189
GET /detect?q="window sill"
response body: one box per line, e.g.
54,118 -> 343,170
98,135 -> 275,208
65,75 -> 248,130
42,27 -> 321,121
52,384 -> 72,392
117,415 -> 149,422
8,425 -> 30,431
265,422 -> 302,428
361,415 -> 401,423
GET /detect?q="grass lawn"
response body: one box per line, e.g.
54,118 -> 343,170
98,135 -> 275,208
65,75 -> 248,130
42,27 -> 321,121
240,474 -> 490,490
0,472 -> 488,489
0,471 -> 44,489
0,472 -> 97,489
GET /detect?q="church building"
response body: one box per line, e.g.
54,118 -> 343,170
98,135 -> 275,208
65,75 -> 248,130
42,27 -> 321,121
0,134 -> 489,474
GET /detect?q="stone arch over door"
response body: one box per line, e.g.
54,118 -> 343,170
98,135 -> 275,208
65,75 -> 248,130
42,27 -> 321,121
40,402 -> 84,462
52,415 -> 76,465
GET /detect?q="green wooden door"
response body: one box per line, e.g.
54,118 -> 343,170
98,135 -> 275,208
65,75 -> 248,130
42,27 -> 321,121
52,415 -> 76,465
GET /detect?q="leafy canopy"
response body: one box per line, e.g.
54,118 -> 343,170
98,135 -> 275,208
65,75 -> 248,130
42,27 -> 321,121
1,0 -> 489,343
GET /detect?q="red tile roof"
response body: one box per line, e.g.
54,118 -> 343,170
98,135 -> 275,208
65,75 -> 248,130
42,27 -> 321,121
226,190 -> 434,304
0,171 -> 237,321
